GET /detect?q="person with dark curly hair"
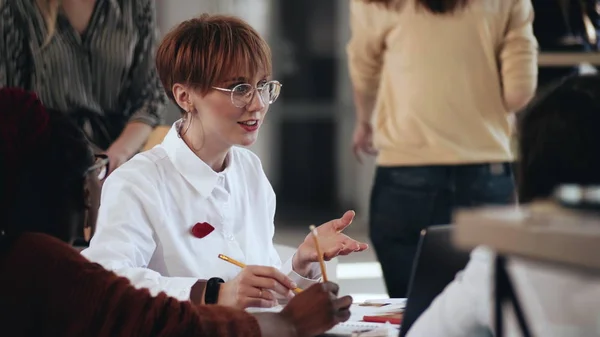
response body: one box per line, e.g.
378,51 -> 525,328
0,0 -> 166,173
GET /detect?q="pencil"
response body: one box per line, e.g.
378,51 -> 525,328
309,224 -> 329,282
218,254 -> 246,269
218,254 -> 303,294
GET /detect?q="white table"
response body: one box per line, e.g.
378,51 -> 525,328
247,298 -> 405,336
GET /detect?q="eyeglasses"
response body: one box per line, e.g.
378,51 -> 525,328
213,80 -> 282,108
86,154 -> 109,181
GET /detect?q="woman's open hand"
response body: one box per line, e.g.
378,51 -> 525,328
293,211 -> 369,277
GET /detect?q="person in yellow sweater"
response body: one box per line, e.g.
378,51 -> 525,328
347,0 -> 538,297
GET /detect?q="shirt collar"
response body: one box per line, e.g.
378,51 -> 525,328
162,121 -> 233,197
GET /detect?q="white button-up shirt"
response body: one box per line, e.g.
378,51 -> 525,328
82,123 -> 320,301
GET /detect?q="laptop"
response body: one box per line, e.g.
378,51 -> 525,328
399,225 -> 471,336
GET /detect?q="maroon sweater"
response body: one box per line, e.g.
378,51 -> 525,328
0,233 -> 261,337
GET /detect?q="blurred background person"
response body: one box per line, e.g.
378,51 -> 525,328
347,0 -> 538,298
406,73 -> 600,337
0,0 -> 166,172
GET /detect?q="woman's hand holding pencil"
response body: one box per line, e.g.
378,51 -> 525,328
215,211 -> 367,311
219,254 -> 303,294
215,258 -> 298,309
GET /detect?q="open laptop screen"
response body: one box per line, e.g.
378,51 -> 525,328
399,225 -> 471,336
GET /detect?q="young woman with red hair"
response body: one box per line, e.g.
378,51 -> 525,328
82,14 -> 369,309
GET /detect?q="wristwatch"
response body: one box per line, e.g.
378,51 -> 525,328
204,277 -> 225,304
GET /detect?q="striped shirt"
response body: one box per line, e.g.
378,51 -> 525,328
0,0 -> 166,129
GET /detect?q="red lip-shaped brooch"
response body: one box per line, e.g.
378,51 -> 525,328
191,222 -> 215,238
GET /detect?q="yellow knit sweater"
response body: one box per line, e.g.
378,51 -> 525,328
347,0 -> 538,166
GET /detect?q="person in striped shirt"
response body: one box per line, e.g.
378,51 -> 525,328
0,0 -> 166,173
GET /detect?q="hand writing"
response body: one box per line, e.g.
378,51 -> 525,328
280,282 -> 352,337
218,265 -> 297,309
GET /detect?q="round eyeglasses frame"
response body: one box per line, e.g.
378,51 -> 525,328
212,80 -> 282,108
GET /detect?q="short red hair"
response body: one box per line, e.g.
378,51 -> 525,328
156,14 -> 272,108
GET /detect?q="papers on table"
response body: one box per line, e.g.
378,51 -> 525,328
245,298 -> 405,336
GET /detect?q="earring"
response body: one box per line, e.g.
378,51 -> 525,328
178,108 -> 190,138
179,111 -> 193,138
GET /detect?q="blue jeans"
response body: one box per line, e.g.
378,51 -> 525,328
369,163 -> 515,298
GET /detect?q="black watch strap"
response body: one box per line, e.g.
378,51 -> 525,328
205,277 -> 225,304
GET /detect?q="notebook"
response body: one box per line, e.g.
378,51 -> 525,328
324,322 -> 395,336
246,302 -> 401,336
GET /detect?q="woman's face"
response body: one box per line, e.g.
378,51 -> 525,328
186,72 -> 274,148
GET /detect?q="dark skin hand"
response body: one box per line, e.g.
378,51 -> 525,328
254,282 -> 353,337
